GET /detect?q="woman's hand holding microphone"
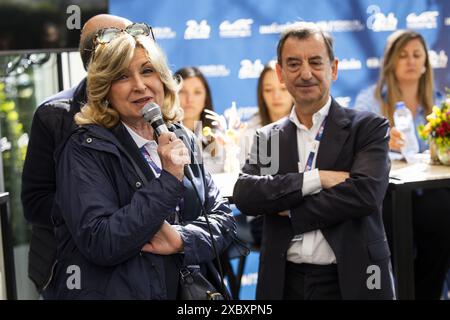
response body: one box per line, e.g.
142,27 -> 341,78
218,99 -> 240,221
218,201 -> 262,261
157,132 -> 191,181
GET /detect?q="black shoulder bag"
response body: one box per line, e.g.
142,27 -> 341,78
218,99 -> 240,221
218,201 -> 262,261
173,161 -> 229,300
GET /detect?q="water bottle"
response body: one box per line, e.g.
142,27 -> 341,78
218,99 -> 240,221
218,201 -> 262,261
393,101 -> 419,163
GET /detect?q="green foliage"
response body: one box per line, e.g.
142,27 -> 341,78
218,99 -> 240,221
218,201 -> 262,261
0,82 -> 30,245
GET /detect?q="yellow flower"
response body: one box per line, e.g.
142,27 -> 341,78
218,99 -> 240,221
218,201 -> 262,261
423,122 -> 432,135
226,129 -> 236,139
429,117 -> 439,127
202,126 -> 212,137
442,110 -> 449,122
433,106 -> 441,117
419,97 -> 450,142
226,129 -> 240,145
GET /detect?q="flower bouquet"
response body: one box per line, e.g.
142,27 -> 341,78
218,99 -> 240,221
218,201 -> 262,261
202,102 -> 247,174
418,95 -> 450,165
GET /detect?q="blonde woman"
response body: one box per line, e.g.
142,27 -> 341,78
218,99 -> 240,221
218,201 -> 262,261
45,24 -> 236,299
355,30 -> 450,300
354,30 -> 439,152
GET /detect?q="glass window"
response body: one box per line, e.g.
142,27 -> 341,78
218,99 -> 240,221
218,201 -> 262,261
0,52 -> 58,299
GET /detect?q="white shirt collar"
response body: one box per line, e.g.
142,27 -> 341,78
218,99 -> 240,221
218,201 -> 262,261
289,96 -> 332,131
122,122 -> 157,149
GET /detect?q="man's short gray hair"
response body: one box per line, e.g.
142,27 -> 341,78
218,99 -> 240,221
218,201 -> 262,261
276,22 -> 335,65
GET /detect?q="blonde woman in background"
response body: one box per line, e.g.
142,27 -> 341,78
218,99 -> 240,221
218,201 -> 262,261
354,29 -> 450,299
354,30 -> 437,152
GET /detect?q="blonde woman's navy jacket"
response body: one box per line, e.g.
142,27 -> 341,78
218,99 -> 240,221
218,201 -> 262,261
45,122 -> 236,299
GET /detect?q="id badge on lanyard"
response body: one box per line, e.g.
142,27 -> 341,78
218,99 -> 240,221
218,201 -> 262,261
292,117 -> 327,242
303,117 -> 327,172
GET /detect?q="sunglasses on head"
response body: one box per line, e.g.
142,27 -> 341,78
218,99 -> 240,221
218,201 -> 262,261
88,23 -> 155,62
94,22 -> 155,46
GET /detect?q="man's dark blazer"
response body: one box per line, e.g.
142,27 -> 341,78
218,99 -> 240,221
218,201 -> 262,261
233,98 -> 395,299
21,79 -> 86,292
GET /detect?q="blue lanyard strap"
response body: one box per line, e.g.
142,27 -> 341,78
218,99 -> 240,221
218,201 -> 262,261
139,146 -> 182,224
140,147 -> 162,174
304,117 -> 327,172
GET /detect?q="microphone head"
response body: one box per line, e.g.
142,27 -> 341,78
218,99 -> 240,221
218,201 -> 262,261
141,102 -> 169,135
141,102 -> 163,123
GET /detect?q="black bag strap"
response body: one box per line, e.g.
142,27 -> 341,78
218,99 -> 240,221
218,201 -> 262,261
171,125 -> 229,299
121,148 -> 149,186
119,127 -> 229,299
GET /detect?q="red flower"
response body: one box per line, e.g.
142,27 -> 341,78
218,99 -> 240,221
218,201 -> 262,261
437,125 -> 444,137
444,122 -> 450,134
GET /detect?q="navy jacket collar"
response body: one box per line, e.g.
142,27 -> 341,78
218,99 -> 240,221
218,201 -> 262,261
109,123 -> 156,182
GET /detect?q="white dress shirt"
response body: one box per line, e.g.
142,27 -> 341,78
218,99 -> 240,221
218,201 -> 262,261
286,97 -> 337,265
123,122 -> 161,177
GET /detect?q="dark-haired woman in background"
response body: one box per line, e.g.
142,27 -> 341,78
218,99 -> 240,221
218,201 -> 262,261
175,67 -> 223,172
245,60 -> 294,137
244,60 -> 294,247
175,67 -> 215,135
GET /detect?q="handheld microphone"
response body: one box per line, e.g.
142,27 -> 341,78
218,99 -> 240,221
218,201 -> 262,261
140,102 -> 194,181
141,102 -> 170,135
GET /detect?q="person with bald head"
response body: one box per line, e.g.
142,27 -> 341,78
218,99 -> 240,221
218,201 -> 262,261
79,14 -> 132,69
21,14 -> 132,296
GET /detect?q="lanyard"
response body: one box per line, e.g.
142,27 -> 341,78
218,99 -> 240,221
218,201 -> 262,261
303,117 -> 327,172
140,146 -> 182,224
140,147 -> 162,175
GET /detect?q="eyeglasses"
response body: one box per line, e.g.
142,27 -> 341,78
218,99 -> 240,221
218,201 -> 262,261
94,22 -> 155,47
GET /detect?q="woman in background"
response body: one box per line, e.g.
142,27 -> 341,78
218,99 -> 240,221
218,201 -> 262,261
175,67 -> 222,172
175,67 -> 214,136
245,60 -> 294,136
354,30 -> 437,153
354,29 -> 450,299
244,60 -> 294,247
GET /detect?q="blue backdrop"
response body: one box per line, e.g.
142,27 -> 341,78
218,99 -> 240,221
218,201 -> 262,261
110,0 -> 450,299
110,0 -> 449,117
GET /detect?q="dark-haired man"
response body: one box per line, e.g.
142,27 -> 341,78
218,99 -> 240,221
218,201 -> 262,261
233,24 -> 395,300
